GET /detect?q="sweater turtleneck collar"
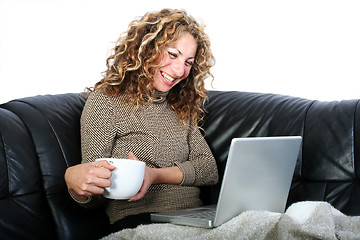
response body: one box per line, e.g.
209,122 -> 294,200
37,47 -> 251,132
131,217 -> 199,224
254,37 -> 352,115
143,90 -> 169,104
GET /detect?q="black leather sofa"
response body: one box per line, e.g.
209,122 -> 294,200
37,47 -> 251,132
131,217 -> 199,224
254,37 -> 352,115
1,90 -> 359,239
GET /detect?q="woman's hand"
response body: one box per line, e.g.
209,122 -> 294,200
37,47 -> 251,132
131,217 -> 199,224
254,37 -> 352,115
127,152 -> 157,202
64,160 -> 116,200
127,152 -> 184,202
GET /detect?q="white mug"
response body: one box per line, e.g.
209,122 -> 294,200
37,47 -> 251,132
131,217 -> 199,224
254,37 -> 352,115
95,158 -> 145,199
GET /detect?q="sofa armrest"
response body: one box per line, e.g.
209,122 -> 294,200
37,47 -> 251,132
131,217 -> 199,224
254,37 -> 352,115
0,108 -> 56,239
2,93 -> 109,240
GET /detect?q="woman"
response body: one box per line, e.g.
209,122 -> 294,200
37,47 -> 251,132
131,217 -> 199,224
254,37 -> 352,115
64,8 -> 218,232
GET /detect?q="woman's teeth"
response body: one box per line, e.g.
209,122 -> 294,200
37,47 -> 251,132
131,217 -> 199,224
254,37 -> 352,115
162,72 -> 175,83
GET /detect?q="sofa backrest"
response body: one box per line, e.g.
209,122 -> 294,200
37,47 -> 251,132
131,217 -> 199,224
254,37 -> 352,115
1,94 -> 109,240
1,90 -> 359,239
202,91 -> 360,216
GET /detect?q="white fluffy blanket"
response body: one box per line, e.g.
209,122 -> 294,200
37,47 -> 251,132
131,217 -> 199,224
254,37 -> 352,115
102,202 -> 360,240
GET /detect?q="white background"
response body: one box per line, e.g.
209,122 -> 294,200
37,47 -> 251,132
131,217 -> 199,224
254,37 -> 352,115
1,0 -> 359,104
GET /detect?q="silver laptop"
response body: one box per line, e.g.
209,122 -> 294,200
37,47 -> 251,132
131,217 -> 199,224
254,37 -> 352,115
150,136 -> 302,228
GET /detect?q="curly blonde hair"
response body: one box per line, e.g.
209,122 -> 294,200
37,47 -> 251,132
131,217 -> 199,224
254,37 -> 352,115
92,8 -> 215,127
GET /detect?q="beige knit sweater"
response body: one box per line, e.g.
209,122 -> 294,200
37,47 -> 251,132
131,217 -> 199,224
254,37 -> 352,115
77,90 -> 218,224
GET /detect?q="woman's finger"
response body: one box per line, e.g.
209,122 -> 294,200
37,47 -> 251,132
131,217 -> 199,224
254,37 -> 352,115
128,152 -> 139,160
91,160 -> 116,170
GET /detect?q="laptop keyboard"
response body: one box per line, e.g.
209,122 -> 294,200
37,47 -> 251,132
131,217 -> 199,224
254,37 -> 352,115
182,208 -> 216,220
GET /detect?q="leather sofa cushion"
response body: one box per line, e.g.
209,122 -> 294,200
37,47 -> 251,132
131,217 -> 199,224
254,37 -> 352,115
201,91 -> 360,216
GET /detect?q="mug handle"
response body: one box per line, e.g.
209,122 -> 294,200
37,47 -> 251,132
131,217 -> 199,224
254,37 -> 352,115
96,159 -> 113,193
105,159 -> 114,193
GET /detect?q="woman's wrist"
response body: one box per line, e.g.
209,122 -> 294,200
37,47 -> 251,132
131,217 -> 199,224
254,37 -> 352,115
68,188 -> 92,203
152,166 -> 183,185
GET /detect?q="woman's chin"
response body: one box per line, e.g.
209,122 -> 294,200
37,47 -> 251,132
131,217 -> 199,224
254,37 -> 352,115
154,82 -> 175,92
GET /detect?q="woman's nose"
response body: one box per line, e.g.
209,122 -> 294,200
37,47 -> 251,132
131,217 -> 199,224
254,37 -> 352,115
172,61 -> 185,78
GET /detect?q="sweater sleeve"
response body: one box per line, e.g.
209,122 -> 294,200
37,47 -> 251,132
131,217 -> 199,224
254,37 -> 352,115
175,122 -> 219,186
69,91 -> 117,207
80,91 -> 117,163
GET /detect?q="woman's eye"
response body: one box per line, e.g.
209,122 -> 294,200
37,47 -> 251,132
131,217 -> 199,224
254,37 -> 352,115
168,51 -> 177,58
185,61 -> 194,67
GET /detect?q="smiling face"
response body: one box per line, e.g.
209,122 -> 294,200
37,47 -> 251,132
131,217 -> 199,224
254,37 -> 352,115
152,32 -> 198,92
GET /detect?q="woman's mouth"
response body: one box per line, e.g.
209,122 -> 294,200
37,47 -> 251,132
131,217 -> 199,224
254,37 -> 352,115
161,71 -> 176,84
